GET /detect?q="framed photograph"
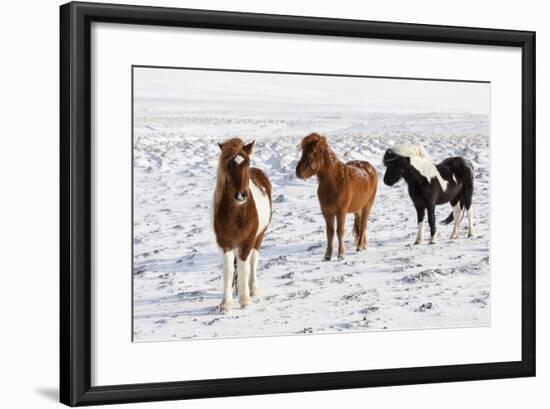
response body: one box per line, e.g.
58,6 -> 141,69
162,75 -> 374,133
60,1 -> 535,406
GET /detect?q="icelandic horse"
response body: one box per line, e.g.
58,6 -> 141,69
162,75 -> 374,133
213,138 -> 272,312
382,144 -> 475,244
295,133 -> 378,260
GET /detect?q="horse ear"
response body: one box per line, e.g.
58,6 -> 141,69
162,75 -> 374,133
217,142 -> 224,151
243,141 -> 255,155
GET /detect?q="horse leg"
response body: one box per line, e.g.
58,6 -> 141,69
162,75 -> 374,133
449,199 -> 462,240
323,211 -> 335,261
359,208 -> 369,250
462,163 -> 475,238
237,245 -> 253,309
249,250 -> 259,297
249,232 -> 265,297
467,207 -> 475,237
231,257 -> 238,296
360,193 -> 376,250
463,194 -> 475,238
414,206 -> 425,245
218,249 -> 236,313
336,211 -> 347,260
427,204 -> 437,244
353,212 -> 361,250
356,208 -> 368,251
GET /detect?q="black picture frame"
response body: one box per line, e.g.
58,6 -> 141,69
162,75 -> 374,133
60,1 -> 536,406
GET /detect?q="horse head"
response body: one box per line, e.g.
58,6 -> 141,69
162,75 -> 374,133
382,148 -> 407,186
296,133 -> 327,180
218,138 -> 255,204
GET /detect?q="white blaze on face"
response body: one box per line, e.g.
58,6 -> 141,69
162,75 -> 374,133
233,154 -> 245,165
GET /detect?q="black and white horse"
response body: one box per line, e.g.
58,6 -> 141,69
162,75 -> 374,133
382,145 -> 474,244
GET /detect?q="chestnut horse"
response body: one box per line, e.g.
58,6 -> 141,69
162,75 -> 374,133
213,138 -> 272,312
296,133 -> 378,260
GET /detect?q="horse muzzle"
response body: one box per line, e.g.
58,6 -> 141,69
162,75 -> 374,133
295,167 -> 311,180
234,191 -> 248,204
383,175 -> 398,186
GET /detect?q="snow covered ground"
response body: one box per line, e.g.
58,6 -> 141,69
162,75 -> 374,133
132,97 -> 491,342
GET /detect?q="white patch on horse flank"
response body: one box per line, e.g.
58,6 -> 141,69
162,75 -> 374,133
391,144 -> 448,191
249,180 -> 271,236
233,154 -> 244,165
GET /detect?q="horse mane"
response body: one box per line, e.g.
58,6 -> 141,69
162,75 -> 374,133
213,138 -> 246,214
391,144 -> 430,160
301,133 -> 339,164
213,163 -> 226,216
301,132 -> 326,149
391,144 -> 448,191
219,138 -> 245,161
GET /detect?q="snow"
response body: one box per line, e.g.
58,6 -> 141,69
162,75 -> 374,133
132,69 -> 490,342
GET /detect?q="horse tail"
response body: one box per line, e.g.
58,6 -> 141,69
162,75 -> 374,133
442,159 -> 474,225
442,204 -> 467,224
441,211 -> 454,225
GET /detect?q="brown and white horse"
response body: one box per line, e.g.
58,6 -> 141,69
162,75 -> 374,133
296,133 -> 378,260
213,138 -> 272,312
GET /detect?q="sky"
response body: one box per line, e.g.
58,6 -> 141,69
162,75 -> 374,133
134,66 -> 490,115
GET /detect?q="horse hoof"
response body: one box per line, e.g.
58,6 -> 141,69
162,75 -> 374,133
337,255 -> 345,261
250,287 -> 258,297
414,240 -> 422,245
450,234 -> 458,240
324,255 -> 331,261
239,296 -> 251,309
218,302 -> 232,313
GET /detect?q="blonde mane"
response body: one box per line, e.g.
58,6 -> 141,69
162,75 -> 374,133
391,144 -> 448,191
